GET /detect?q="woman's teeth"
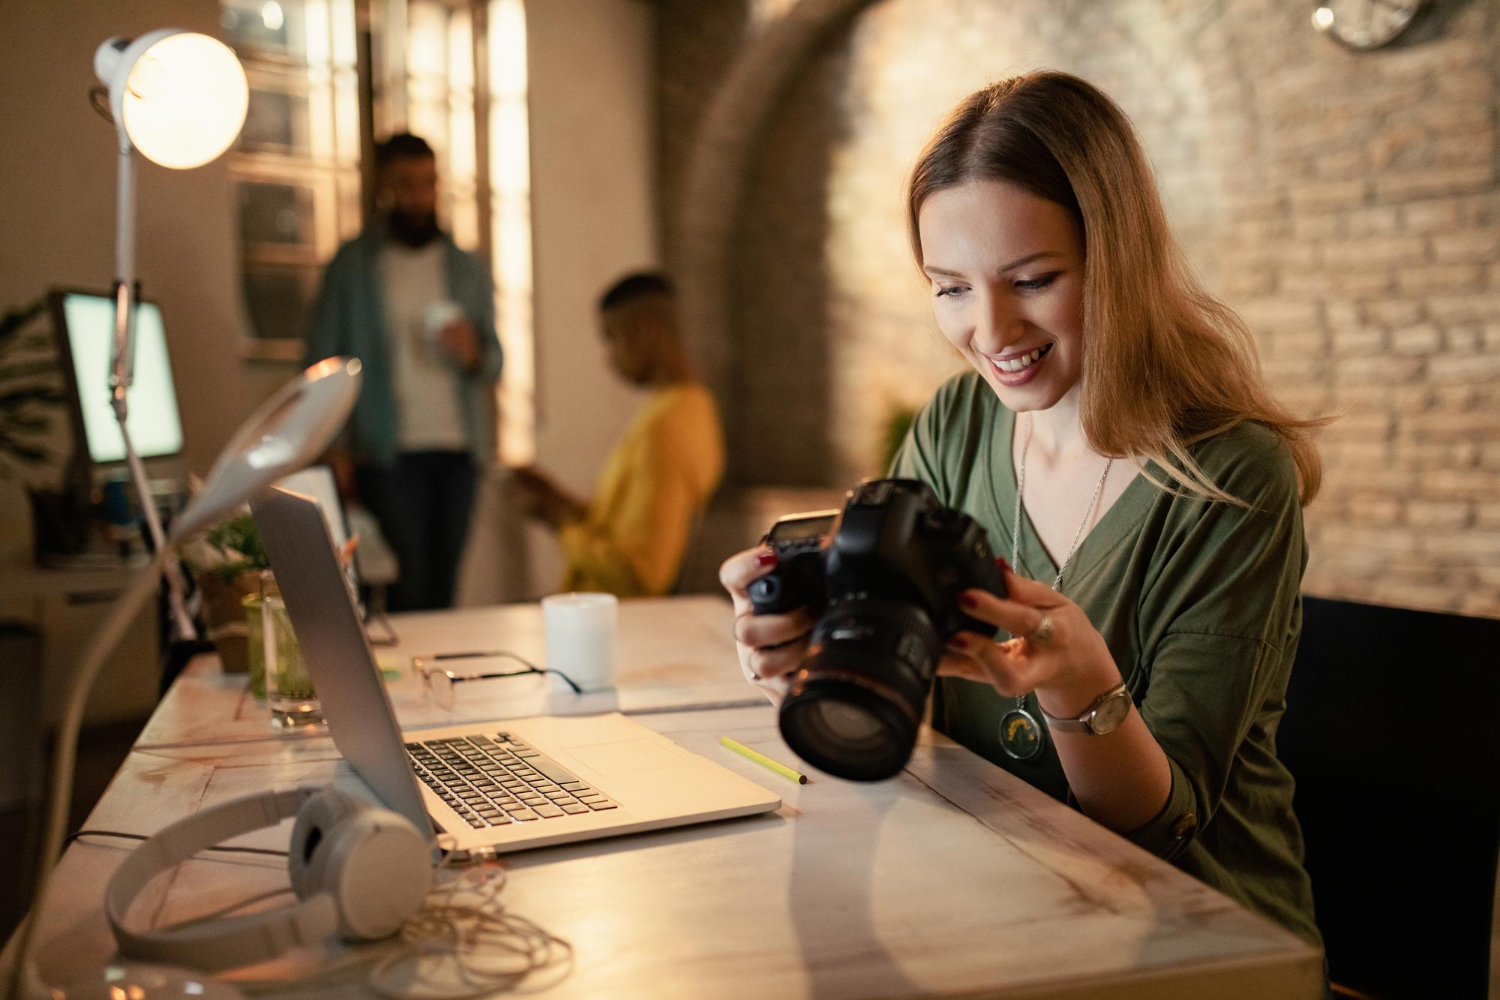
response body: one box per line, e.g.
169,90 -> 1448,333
994,345 -> 1050,373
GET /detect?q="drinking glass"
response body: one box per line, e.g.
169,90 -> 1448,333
256,571 -> 322,729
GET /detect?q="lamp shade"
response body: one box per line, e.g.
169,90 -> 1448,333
170,357 -> 362,540
94,29 -> 248,169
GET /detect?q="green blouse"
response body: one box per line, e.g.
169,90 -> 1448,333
891,371 -> 1321,946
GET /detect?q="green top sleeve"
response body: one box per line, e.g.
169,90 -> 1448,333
1125,428 -> 1306,858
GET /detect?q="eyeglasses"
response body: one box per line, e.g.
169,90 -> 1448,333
410,651 -> 582,710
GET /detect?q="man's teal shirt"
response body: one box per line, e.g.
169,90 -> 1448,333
305,224 -> 502,468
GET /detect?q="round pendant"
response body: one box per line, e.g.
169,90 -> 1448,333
999,706 -> 1044,760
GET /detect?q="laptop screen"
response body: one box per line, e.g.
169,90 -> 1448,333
251,486 -> 433,840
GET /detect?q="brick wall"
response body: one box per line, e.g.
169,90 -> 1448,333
658,0 -> 1500,617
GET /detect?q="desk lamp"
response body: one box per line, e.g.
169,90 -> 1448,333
2,357 -> 363,1000
92,29 -> 249,638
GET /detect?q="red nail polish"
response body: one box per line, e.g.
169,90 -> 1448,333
957,592 -> 978,609
996,557 -> 1010,573
756,550 -> 778,567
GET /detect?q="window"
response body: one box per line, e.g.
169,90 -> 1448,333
220,0 -> 535,464
487,0 -> 533,466
222,0 -> 362,361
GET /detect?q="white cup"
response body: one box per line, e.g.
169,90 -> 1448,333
542,592 -> 618,692
422,300 -> 464,342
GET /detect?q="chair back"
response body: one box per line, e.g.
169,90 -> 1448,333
1280,595 -> 1500,999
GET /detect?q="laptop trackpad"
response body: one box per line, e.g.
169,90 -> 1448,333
563,739 -> 683,776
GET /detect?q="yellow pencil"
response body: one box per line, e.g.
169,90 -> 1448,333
720,736 -> 808,784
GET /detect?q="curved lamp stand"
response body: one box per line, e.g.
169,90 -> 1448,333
2,358 -> 362,1000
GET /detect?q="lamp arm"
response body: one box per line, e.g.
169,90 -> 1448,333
107,131 -> 195,640
120,416 -> 196,639
110,129 -> 135,413
3,549 -> 169,998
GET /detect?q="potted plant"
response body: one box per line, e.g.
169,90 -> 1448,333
1,298 -> 67,517
181,511 -> 269,677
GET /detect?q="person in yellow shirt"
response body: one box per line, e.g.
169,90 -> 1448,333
511,272 -> 725,597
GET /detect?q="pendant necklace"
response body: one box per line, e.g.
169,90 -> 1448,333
998,413 -> 1113,761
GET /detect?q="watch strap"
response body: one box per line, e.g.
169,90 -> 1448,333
1039,682 -> 1130,734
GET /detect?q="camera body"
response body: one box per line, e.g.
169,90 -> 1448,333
749,478 -> 1004,781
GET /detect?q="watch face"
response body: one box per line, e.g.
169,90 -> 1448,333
1313,0 -> 1424,50
1091,691 -> 1132,734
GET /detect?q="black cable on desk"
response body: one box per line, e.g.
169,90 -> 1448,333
65,829 -> 289,857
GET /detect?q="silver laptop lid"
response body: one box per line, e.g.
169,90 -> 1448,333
251,485 -> 433,840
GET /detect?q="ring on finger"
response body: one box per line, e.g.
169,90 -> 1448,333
1026,613 -> 1055,646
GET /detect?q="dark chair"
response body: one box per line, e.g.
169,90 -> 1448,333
1279,595 -> 1500,999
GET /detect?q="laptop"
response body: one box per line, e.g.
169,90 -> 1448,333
251,485 -> 781,853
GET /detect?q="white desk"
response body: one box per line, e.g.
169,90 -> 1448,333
32,595 -> 1324,998
34,704 -> 1322,998
137,596 -> 762,748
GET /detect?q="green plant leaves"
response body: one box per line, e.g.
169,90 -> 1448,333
0,295 -> 62,479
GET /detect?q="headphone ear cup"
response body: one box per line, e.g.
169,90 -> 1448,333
319,807 -> 432,940
288,788 -> 368,901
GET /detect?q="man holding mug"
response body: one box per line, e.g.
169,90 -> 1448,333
306,133 -> 502,610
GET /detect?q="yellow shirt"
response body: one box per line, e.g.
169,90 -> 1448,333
559,384 -> 725,597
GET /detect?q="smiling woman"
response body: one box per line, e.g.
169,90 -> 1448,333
906,72 -> 1324,506
721,71 -> 1332,955
919,183 -> 1085,401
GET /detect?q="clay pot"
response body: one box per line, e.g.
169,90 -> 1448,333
197,571 -> 261,674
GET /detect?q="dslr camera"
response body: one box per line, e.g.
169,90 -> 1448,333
748,478 -> 1004,781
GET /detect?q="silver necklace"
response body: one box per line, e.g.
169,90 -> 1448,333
999,413 -> 1112,761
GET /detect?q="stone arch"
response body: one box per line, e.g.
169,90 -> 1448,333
674,0 -> 883,447
679,0 -> 1230,485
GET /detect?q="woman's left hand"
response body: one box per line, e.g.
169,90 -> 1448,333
938,561 -> 1123,718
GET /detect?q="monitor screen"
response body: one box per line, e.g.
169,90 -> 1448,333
58,291 -> 184,464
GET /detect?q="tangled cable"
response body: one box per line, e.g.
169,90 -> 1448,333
238,851 -> 574,999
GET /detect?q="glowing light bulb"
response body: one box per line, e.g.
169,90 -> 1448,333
126,54 -> 166,100
115,33 -> 248,169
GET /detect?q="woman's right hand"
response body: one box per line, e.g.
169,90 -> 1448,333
719,547 -> 815,702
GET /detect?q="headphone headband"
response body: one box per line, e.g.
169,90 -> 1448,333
106,786 -> 343,971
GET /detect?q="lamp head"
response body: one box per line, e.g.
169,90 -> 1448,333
170,358 -> 362,541
94,29 -> 248,169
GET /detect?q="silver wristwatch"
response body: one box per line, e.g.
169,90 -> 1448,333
1039,682 -> 1132,735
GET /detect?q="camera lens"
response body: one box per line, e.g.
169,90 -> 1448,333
778,597 -> 941,781
809,701 -> 884,743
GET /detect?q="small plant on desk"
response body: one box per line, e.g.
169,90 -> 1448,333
181,511 -> 271,676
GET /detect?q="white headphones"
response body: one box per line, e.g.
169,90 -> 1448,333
105,786 -> 432,972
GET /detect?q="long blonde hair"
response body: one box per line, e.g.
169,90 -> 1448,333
906,71 -> 1324,505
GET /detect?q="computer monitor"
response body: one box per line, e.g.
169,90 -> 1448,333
50,288 -> 185,470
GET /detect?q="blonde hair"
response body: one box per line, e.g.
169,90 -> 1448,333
906,71 -> 1325,505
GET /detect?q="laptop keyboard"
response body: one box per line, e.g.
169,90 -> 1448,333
405,732 -> 618,829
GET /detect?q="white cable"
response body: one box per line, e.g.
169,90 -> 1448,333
237,855 -> 573,1000
4,551 -> 169,1000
